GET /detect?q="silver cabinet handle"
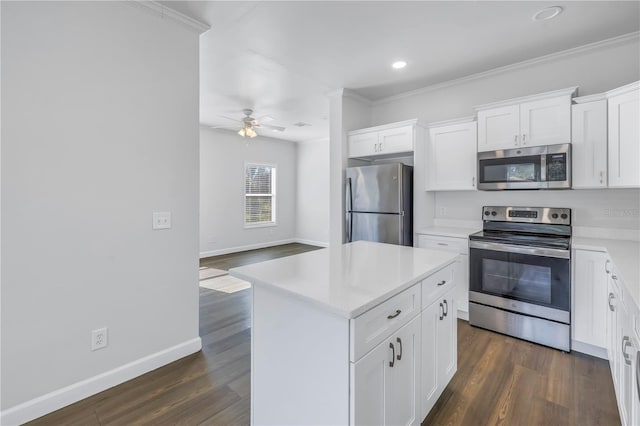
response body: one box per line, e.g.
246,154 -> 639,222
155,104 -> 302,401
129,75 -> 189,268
387,309 -> 401,319
439,302 -> 444,320
379,142 -> 383,152
443,299 -> 448,316
608,293 -> 616,311
522,134 -> 527,144
472,176 -> 475,187
612,274 -> 618,280
396,337 -> 402,361
623,336 -> 633,365
605,260 -> 611,274
436,242 -> 449,246
389,343 -> 395,367
437,280 -> 446,286
514,135 -> 518,146
600,171 -> 604,184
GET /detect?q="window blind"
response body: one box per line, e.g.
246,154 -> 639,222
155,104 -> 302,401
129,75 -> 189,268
245,164 -> 276,224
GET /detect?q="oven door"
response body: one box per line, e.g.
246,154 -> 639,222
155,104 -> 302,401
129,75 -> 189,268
469,241 -> 571,324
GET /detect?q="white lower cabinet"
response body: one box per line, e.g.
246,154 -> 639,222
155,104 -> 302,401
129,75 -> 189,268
417,234 -> 469,318
353,316 -> 420,426
421,287 -> 456,418
572,249 -> 608,353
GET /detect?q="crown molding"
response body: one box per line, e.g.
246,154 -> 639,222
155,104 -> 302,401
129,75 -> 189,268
606,80 -> 640,98
342,88 -> 373,106
427,116 -> 476,128
128,1 -> 210,34
373,31 -> 640,106
573,93 -> 607,104
474,86 -> 578,111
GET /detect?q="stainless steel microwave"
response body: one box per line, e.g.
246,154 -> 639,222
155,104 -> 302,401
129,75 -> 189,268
477,143 -> 571,190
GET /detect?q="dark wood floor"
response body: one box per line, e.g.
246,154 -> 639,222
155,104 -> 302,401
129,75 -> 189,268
29,243 -> 619,426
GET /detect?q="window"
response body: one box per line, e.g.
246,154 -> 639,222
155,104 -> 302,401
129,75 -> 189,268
245,163 -> 276,226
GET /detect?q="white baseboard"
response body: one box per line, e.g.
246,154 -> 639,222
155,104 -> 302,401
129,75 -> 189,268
0,337 -> 202,426
200,238 -> 328,259
571,340 -> 608,359
294,238 -> 329,248
457,309 -> 469,321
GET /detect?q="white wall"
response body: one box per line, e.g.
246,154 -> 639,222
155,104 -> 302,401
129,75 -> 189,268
1,1 -> 202,421
370,35 -> 640,233
296,139 -> 330,246
200,127 -> 298,256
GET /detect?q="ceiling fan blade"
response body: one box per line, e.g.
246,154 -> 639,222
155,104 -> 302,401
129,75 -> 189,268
256,115 -> 275,123
260,124 -> 286,132
217,115 -> 243,124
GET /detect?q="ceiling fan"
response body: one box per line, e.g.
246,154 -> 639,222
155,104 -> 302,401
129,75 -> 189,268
214,109 -> 286,138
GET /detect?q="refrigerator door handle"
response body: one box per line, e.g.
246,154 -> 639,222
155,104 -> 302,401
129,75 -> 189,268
346,177 -> 353,242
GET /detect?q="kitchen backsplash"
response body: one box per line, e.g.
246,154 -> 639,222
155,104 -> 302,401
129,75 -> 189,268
432,188 -> 640,230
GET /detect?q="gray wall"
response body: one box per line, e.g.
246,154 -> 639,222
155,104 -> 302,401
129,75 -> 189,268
2,1 -> 200,411
370,35 -> 640,232
200,127 -> 298,256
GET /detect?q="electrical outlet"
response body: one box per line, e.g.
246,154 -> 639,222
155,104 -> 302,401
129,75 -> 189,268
439,207 -> 448,216
91,327 -> 108,351
152,212 -> 172,230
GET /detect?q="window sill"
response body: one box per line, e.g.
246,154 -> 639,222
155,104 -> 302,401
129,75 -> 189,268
244,222 -> 277,229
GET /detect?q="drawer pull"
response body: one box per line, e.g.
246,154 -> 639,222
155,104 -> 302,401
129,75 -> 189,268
623,336 -> 633,365
437,280 -> 446,286
437,242 -> 449,246
389,343 -> 395,367
612,274 -> 618,280
608,293 -> 616,311
439,303 -> 444,320
443,299 -> 448,316
396,337 -> 403,361
387,309 -> 401,319
605,259 -> 611,274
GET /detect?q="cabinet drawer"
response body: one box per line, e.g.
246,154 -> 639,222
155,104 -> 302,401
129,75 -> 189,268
350,283 -> 421,362
417,235 -> 467,254
422,263 -> 456,308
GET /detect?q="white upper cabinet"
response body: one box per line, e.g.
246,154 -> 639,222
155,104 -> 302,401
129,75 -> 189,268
571,96 -> 608,189
476,87 -> 576,152
607,81 -> 640,188
426,118 -> 477,191
477,105 -> 520,151
348,119 -> 421,158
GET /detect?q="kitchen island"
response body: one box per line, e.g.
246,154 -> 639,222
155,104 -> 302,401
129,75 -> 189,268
230,240 -> 459,425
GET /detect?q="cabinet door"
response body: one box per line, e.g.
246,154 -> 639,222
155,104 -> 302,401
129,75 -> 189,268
386,316 -> 420,426
519,96 -> 571,148
572,250 -> 608,348
572,100 -> 608,188
477,104 -> 519,152
426,121 -> 477,191
438,291 -> 457,389
619,300 -> 634,426
420,299 -> 440,418
455,254 -> 469,318
608,275 -> 621,388
378,125 -> 414,155
352,335 -> 389,425
348,131 -> 379,158
608,88 -> 640,187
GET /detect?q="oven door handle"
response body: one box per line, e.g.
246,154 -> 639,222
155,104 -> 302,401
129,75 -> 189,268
469,240 -> 570,259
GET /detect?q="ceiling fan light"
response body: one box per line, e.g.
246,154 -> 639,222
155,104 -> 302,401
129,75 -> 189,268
247,127 -> 257,138
238,128 -> 247,137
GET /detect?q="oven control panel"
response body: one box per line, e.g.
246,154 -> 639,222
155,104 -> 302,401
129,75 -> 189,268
482,206 -> 571,225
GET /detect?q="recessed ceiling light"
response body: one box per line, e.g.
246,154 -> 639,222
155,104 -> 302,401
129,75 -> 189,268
392,61 -> 407,69
532,6 -> 563,21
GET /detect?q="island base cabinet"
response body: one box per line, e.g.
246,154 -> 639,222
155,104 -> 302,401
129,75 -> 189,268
421,288 -> 457,419
351,315 -> 421,426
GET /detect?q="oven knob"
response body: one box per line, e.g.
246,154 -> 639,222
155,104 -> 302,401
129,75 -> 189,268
561,213 -> 568,219
484,211 -> 490,216
491,211 -> 497,216
552,213 -> 559,219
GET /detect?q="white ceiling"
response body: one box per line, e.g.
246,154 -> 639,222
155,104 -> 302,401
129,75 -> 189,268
160,1 -> 639,142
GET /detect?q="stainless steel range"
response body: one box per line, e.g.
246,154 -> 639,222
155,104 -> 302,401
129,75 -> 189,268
468,206 -> 571,351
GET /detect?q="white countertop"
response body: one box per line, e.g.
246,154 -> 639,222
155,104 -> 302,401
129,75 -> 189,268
416,226 -> 480,239
573,237 -> 640,307
229,241 -> 458,319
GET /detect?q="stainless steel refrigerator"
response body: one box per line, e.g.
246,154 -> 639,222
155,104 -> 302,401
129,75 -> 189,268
345,163 -> 413,246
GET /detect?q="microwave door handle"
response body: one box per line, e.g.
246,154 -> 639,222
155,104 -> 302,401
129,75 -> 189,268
540,154 -> 547,182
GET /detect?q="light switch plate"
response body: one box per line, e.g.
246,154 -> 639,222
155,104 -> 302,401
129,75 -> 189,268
153,212 -> 172,230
